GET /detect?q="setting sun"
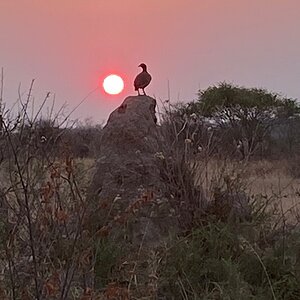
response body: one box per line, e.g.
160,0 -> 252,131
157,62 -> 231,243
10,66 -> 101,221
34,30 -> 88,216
103,74 -> 124,95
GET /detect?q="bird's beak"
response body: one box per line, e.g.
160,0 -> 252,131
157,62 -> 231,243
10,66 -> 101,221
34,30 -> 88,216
138,64 -> 141,67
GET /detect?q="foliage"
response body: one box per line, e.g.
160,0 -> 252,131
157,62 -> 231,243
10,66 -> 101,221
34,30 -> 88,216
185,82 -> 298,124
171,82 -> 300,159
157,103 -> 300,299
0,83 -> 102,299
159,222 -> 300,299
94,238 -> 122,289
1,80 -> 300,299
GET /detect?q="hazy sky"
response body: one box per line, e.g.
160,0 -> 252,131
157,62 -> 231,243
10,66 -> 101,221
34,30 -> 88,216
1,0 -> 300,123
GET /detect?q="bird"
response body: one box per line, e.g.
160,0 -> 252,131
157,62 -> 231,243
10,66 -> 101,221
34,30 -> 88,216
134,63 -> 152,96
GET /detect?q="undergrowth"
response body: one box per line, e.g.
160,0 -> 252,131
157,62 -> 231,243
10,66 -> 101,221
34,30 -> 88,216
158,220 -> 300,299
0,81 -> 299,299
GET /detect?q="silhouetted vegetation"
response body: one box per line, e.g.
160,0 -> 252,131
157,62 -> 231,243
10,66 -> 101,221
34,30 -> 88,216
0,81 -> 300,299
166,82 -> 300,160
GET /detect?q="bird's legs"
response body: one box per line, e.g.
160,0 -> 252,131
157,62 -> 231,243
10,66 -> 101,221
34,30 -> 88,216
142,88 -> 147,96
137,89 -> 141,96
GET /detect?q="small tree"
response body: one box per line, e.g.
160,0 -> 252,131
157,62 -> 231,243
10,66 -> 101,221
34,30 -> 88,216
185,82 -> 299,158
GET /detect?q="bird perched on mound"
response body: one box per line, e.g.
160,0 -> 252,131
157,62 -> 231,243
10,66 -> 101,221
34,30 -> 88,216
134,63 -> 152,95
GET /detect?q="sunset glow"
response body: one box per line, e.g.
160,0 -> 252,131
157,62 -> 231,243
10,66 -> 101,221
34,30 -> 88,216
1,1 -> 300,121
103,74 -> 124,95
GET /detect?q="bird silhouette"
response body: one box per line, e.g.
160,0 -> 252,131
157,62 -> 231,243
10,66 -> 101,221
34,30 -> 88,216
134,63 -> 152,95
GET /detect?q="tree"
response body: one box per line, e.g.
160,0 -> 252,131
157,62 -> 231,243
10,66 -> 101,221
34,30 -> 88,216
184,82 -> 299,158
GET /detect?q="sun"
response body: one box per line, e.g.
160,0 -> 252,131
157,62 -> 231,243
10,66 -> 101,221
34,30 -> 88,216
103,74 -> 124,95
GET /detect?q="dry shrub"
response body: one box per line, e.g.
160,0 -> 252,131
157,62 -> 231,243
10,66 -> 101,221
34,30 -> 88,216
0,82 -> 104,299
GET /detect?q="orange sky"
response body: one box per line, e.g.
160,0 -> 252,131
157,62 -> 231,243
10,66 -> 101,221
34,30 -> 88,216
1,0 -> 300,122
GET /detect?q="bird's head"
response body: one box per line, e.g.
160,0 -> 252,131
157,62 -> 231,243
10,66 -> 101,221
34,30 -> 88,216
138,63 -> 147,71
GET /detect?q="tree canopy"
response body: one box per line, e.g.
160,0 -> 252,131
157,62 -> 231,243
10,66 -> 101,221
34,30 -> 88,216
187,82 -> 299,122
170,82 -> 300,158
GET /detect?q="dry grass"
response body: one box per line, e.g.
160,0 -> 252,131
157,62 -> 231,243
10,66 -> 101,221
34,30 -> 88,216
70,156 -> 300,223
195,158 -> 300,221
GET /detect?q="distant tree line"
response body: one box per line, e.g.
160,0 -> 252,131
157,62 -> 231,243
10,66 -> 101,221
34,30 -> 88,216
2,82 -> 299,161
0,117 -> 103,160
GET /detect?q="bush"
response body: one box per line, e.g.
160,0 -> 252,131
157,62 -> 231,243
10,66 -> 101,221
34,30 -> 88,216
0,85 -> 102,299
159,222 -> 300,299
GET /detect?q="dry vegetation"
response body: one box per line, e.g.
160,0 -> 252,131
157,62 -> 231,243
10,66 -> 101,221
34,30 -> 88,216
0,81 -> 300,299
196,159 -> 300,218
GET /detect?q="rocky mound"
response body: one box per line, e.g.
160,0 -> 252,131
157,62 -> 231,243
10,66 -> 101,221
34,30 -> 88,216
87,96 -> 177,245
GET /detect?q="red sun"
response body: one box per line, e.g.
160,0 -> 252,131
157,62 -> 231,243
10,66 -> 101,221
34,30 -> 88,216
103,74 -> 124,95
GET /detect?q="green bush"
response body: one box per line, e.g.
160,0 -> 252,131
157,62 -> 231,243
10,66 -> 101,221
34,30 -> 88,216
159,222 -> 300,299
94,238 -> 122,289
